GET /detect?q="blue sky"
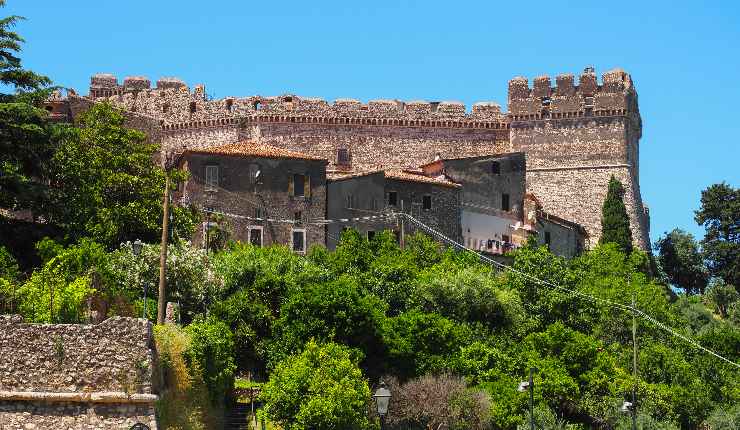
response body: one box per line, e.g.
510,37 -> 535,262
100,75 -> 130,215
7,0 -> 739,244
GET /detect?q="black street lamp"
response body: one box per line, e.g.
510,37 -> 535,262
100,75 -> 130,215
518,367 -> 536,430
373,380 -> 392,430
132,239 -> 147,319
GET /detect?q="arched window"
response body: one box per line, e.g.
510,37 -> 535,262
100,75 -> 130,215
189,102 -> 197,113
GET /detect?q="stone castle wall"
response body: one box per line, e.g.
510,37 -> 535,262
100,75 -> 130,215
73,67 -> 650,250
508,69 -> 649,249
0,315 -> 158,429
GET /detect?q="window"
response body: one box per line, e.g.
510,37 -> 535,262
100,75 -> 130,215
292,229 -> 306,253
388,191 -> 398,206
422,195 -> 432,211
249,227 -> 263,247
294,211 -> 302,223
162,103 -> 170,113
254,100 -> 262,110
205,165 -> 219,191
367,230 -> 376,241
226,99 -> 234,112
255,207 -> 264,219
371,198 -> 378,211
189,102 -> 197,113
502,234 -> 510,243
346,194 -> 354,209
491,161 -> 501,175
502,193 -> 510,211
337,148 -> 350,165
544,231 -> 551,247
290,174 -> 310,198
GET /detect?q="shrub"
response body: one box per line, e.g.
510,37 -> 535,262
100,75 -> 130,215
262,340 -> 371,430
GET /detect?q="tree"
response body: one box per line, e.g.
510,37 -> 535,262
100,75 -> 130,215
46,103 -> 197,248
600,176 -> 633,254
261,340 -> 371,430
704,279 -> 739,318
184,317 -> 236,407
0,0 -> 55,214
655,229 -> 708,294
695,183 -> 739,287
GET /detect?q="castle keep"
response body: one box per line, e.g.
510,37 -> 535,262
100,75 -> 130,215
57,67 -> 649,250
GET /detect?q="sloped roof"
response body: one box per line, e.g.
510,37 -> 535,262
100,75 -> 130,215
186,141 -> 327,161
384,169 -> 461,188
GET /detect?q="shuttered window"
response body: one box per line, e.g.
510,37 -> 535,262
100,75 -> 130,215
205,165 -> 219,191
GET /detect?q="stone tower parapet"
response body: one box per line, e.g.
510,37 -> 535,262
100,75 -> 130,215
508,67 -> 648,249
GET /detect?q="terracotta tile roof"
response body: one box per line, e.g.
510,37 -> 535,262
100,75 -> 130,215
186,141 -> 327,161
327,170 -> 382,181
384,169 -> 461,188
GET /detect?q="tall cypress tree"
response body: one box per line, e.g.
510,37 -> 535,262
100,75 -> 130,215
599,176 -> 633,254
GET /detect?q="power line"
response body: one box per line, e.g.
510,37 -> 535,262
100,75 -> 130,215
401,213 -> 740,369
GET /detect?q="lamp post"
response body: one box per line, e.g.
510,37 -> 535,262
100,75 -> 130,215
518,367 -> 536,430
132,239 -> 145,319
373,380 -> 392,430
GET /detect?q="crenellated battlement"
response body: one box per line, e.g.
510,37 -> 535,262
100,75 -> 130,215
87,74 -> 507,129
507,67 -> 639,122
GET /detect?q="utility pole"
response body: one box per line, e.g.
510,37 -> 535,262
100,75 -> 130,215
399,200 -> 405,249
156,173 -> 171,325
529,367 -> 535,430
631,286 -> 638,430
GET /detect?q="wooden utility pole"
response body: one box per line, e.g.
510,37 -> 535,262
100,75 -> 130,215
156,173 -> 171,325
631,288 -> 638,430
399,200 -> 405,249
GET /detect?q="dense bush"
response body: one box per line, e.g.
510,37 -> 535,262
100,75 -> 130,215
261,340 -> 371,430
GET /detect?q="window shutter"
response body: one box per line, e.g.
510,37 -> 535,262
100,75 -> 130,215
288,175 -> 294,196
304,175 -> 311,198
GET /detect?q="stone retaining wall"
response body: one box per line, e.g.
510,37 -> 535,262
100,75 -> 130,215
0,315 -> 158,429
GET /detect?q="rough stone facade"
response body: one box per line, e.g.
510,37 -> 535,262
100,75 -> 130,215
56,66 -> 649,250
179,143 -> 328,253
0,315 -> 158,429
508,68 -> 649,249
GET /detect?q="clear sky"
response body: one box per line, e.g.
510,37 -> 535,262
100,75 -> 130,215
7,0 -> 739,245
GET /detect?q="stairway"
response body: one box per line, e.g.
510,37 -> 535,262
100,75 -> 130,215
225,403 -> 251,430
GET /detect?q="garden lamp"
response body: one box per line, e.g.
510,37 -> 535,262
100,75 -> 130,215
373,380 -> 391,429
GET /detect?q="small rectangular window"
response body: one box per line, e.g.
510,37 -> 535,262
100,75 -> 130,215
292,229 -> 306,253
346,194 -> 354,209
255,208 -> 264,219
294,211 -> 302,223
367,230 -> 376,241
337,148 -> 350,165
423,195 -> 432,211
388,191 -> 398,206
292,174 -> 306,197
491,161 -> 501,175
249,227 -> 263,247
502,234 -> 510,243
371,198 -> 378,211
205,165 -> 219,190
545,231 -> 551,246
502,193 -> 510,211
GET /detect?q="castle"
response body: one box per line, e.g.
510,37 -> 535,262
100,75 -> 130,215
53,66 -> 650,250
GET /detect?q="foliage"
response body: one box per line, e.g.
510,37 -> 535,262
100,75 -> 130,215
261,340 -> 371,430
704,279 -> 739,319
12,239 -> 104,322
0,245 -> 19,281
184,317 -> 236,406
0,0 -> 55,214
695,182 -> 740,287
154,324 -> 219,430
383,374 -> 491,430
655,228 -> 708,294
599,176 -> 633,254
704,403 -> 740,430
46,102 -> 197,248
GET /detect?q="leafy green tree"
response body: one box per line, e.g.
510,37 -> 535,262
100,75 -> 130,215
184,317 -> 236,407
0,0 -> 55,214
383,310 -> 471,378
0,245 -> 19,281
261,340 -> 371,430
704,403 -> 740,430
704,279 -> 739,318
46,102 -> 196,248
269,275 -> 386,371
655,229 -> 708,294
600,176 -> 633,254
695,183 -> 740,287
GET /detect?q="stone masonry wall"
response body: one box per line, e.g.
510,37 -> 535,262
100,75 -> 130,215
0,315 -> 158,429
508,68 -> 649,249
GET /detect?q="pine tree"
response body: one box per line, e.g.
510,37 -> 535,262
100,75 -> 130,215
599,175 -> 633,254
